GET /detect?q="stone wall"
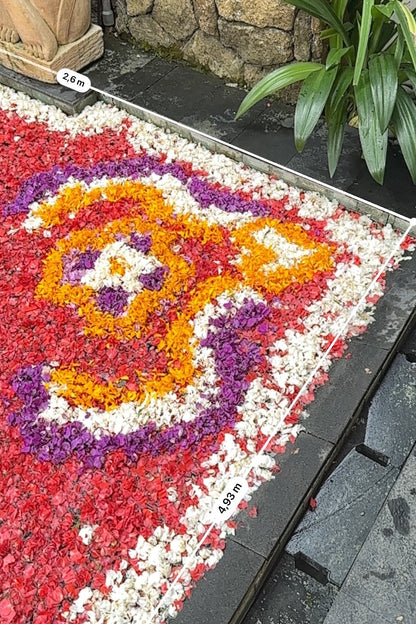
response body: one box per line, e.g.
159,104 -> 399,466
113,0 -> 324,101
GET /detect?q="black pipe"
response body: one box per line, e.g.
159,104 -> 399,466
101,0 -> 115,27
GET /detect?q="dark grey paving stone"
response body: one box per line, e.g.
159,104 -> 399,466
323,591 -> 391,624
324,450 -> 416,624
355,252 -> 416,350
110,57 -> 178,103
286,450 -> 398,587
131,64 -> 226,122
285,124 -> 363,191
365,354 -> 416,468
170,539 -> 264,624
346,143 -> 416,220
231,104 -> 299,165
326,413 -> 368,472
180,84 -> 267,143
84,31 -> 155,95
304,341 -> 389,444
158,61 -> 224,94
178,111 -> 240,142
134,76 -> 267,143
400,324 -> 416,361
86,57 -> 177,106
243,552 -> 338,624
230,432 -> 333,558
0,64 -> 97,115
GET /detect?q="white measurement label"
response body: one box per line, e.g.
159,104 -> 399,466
56,68 -> 91,93
210,476 -> 249,524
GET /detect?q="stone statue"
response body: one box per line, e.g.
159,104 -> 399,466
0,0 -> 103,83
0,0 -> 90,60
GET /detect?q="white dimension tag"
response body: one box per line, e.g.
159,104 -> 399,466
56,68 -> 91,93
210,476 -> 249,524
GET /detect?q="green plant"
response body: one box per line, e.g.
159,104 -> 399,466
235,0 -> 416,184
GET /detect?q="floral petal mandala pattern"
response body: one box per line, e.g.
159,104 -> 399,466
0,85 -> 413,624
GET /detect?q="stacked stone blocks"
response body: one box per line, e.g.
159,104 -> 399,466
115,0 -> 324,99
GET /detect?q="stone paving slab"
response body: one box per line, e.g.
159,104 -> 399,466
284,124 -> 364,193
243,552 -> 339,624
323,591 -> 392,624
346,146 -> 416,220
303,341 -> 390,445
400,325 -> 416,361
304,253 -> 416,447
86,32 -> 154,81
356,253 -> 416,350
323,450 -> 416,624
0,63 -> 97,115
136,74 -> 267,143
132,65 -> 224,122
286,450 -> 399,587
87,56 -> 175,101
232,433 -> 333,558
172,539 -> 264,624
165,433 -> 335,624
179,84 -> 267,144
365,354 -> 416,468
304,252 -> 416,446
231,103 -> 299,166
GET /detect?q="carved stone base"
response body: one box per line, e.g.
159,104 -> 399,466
0,24 -> 104,84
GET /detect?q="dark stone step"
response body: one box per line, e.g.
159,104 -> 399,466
323,449 -> 416,624
286,449 -> 398,588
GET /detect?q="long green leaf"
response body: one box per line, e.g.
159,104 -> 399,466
354,0 -> 375,85
377,20 -> 397,50
404,65 -> 416,90
326,66 -> 353,176
372,3 -> 394,19
330,0 -> 350,48
327,66 -> 354,115
355,69 -> 388,184
394,0 -> 416,72
326,68 -> 353,176
391,86 -> 416,183
394,27 -> 404,65
235,63 -> 323,119
326,46 -> 353,69
395,0 -> 416,32
280,0 -> 350,45
351,12 -> 362,52
332,0 -> 349,20
294,66 -> 338,152
369,4 -> 395,53
328,96 -> 349,178
321,28 -> 341,40
368,54 -> 398,131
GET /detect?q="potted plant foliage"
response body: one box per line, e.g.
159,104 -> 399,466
236,0 -> 416,184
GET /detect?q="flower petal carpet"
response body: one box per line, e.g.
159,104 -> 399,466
0,85 -> 413,624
